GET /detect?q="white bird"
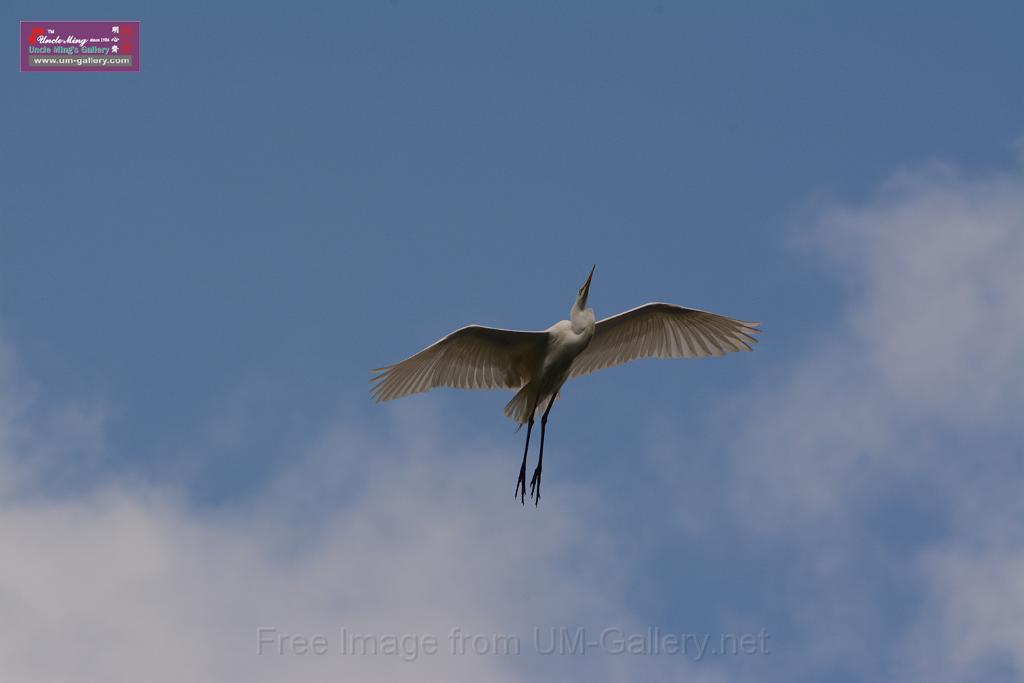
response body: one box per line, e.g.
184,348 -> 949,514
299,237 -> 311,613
371,266 -> 760,505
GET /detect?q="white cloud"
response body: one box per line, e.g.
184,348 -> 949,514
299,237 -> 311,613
717,159 -> 1024,680
908,532 -> 1024,680
813,164 -> 1024,423
0,341 -> 109,499
0,348 -> 727,683
730,161 -> 1024,528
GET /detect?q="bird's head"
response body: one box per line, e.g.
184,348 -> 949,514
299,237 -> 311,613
575,265 -> 595,309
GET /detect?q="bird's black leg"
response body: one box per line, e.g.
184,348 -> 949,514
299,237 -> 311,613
515,415 -> 534,505
530,396 -> 556,506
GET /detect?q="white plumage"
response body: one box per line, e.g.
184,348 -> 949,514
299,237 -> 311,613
371,266 -> 759,505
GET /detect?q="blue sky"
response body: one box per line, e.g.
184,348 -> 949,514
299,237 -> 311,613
3,3 -> 1024,682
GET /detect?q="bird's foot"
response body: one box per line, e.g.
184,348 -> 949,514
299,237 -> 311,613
515,464 -> 527,505
529,466 -> 542,506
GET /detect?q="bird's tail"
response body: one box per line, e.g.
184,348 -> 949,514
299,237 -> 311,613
505,385 -> 559,428
504,385 -> 536,426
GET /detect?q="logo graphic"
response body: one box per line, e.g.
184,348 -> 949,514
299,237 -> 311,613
20,21 -> 141,72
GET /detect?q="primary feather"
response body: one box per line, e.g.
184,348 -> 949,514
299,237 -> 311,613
370,325 -> 547,402
568,303 -> 760,378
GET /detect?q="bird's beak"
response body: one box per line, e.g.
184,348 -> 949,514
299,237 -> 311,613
581,264 -> 595,300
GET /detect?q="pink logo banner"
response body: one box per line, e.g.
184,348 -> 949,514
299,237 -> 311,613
21,21 -> 140,72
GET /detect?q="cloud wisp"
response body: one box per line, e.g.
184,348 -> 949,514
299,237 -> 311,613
0,360 -> 732,683
721,161 -> 1024,680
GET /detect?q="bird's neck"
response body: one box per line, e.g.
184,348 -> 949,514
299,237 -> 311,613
570,304 -> 595,334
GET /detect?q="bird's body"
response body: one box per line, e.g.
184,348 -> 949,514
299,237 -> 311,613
371,266 -> 759,505
504,303 -> 595,424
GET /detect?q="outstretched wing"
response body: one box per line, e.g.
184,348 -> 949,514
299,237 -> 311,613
569,303 -> 760,378
371,325 -> 548,402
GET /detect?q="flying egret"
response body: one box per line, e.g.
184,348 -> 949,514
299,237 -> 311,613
371,266 -> 760,506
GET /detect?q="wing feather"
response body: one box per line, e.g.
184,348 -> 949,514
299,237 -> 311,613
569,303 -> 760,378
371,325 -> 547,402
